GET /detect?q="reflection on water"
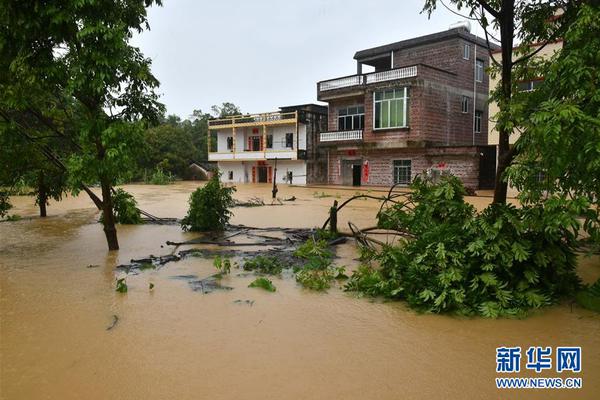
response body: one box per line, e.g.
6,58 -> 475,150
1,182 -> 599,399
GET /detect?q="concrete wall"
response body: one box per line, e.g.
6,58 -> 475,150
218,160 -> 308,185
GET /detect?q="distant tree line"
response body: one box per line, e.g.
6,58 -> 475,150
136,102 -> 241,180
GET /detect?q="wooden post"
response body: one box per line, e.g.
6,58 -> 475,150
330,200 -> 338,234
271,157 -> 278,199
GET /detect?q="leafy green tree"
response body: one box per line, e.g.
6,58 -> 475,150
181,174 -> 236,232
211,102 -> 242,118
422,0 -> 574,204
506,4 -> 600,243
1,0 -> 164,250
140,123 -> 195,178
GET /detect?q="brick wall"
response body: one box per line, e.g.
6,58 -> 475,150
326,147 -> 480,189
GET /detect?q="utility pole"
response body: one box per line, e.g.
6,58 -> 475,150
271,157 -> 278,200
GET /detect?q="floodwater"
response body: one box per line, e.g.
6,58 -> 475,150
1,182 -> 599,400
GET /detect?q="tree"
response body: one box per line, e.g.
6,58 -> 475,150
506,4 -> 600,242
140,123 -> 196,178
181,173 -> 236,232
422,0 -> 574,204
211,102 -> 242,118
1,0 -> 164,250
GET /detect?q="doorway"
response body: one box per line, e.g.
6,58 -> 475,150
257,166 -> 268,183
352,165 -> 362,186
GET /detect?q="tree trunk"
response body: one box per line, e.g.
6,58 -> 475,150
38,172 -> 47,217
492,0 -> 516,205
100,176 -> 119,250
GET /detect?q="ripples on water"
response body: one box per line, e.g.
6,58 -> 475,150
1,183 -> 599,400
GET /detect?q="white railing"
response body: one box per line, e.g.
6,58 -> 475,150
320,130 -> 363,142
319,75 -> 364,91
319,65 -> 418,92
365,65 -> 418,84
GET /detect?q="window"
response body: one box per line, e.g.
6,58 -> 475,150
374,87 -> 409,129
226,136 -> 233,151
463,44 -> 470,60
475,59 -> 484,82
285,132 -> 293,148
461,96 -> 470,113
266,134 -> 273,149
474,110 -> 482,133
518,79 -> 544,92
338,106 -> 365,131
393,160 -> 412,185
228,171 -> 233,180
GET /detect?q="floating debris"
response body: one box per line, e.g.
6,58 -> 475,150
188,276 -> 234,294
106,315 -> 119,331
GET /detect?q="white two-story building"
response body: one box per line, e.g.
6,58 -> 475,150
208,104 -> 327,185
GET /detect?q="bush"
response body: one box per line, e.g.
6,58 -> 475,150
181,174 -> 236,232
102,188 -> 143,224
0,192 -> 12,218
243,255 -> 286,275
346,175 -> 581,317
145,167 -> 174,185
248,277 -> 276,292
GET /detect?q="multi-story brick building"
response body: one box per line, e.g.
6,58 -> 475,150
317,26 -> 499,189
208,104 -> 327,185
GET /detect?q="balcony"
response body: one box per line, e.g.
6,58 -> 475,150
208,149 -> 298,162
318,65 -> 418,98
319,129 -> 363,143
208,111 -> 297,129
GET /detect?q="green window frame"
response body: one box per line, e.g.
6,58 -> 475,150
374,87 -> 409,130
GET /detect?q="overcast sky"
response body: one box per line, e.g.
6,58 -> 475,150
131,0 -> 471,118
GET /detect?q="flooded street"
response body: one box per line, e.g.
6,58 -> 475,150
1,182 -> 599,399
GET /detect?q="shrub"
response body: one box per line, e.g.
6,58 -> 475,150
145,167 -> 174,185
213,255 -> 232,274
102,188 -> 143,224
248,277 -> 276,292
346,175 -> 581,317
181,174 -> 236,232
243,255 -> 286,275
296,266 -> 347,291
294,237 -> 333,260
0,192 -> 11,218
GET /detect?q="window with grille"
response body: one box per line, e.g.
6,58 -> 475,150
285,133 -> 293,148
226,136 -> 233,150
338,106 -> 365,130
393,160 -> 412,185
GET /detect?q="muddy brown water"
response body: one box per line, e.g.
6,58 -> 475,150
1,182 -> 599,399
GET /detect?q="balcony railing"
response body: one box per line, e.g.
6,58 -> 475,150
320,129 -> 363,142
208,149 -> 298,161
318,65 -> 418,92
208,111 -> 297,128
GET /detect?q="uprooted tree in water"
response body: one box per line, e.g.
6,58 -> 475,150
181,174 -> 236,232
341,175 -> 587,317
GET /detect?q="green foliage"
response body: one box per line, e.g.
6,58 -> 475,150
103,189 -> 142,225
248,277 -> 276,292
346,175 -> 581,317
576,279 -> 600,313
213,255 -> 232,275
144,167 -> 175,185
296,266 -> 347,291
0,192 -> 11,218
181,174 -> 236,232
116,278 -> 128,293
505,5 -> 600,246
243,256 -> 286,275
294,237 -> 333,260
314,228 -> 339,241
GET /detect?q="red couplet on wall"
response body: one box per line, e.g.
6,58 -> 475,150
363,160 -> 369,182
